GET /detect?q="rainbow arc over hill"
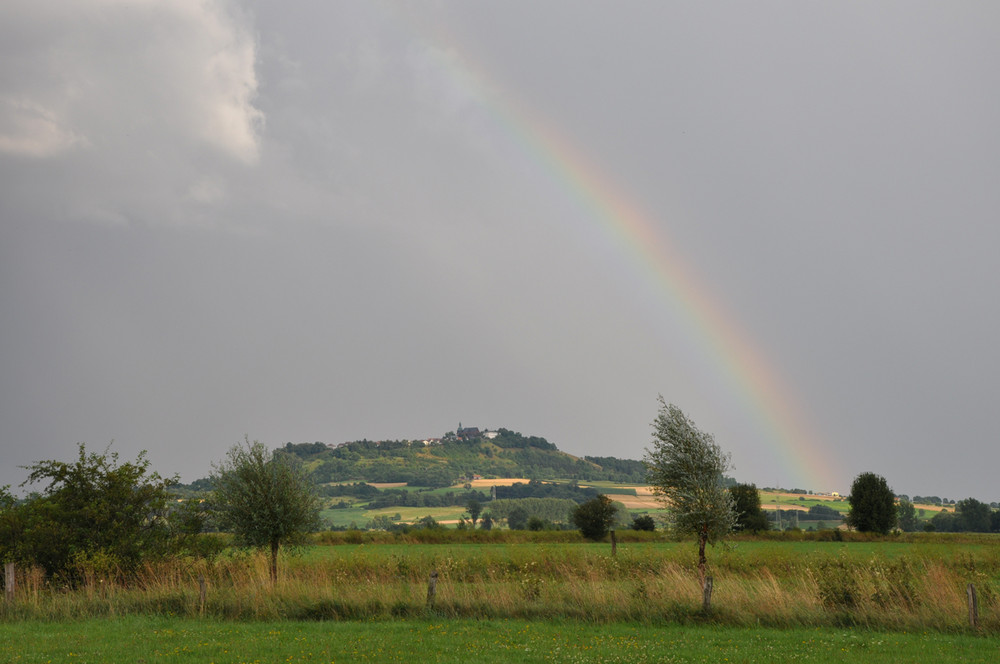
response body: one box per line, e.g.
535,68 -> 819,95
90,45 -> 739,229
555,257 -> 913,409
411,27 -> 839,491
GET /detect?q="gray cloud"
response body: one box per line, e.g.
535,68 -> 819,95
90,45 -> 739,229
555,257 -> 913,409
2,1 -> 999,501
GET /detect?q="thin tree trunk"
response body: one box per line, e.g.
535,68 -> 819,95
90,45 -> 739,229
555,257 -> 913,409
698,523 -> 712,612
698,524 -> 708,591
270,540 -> 279,584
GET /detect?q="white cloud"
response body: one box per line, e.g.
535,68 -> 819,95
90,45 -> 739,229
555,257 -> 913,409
0,97 -> 87,157
0,0 -> 263,163
187,176 -> 227,205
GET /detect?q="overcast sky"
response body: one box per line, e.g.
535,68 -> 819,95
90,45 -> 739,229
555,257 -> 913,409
2,1 -> 998,501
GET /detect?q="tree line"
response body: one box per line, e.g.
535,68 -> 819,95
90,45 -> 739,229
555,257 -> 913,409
4,400 -> 999,597
0,438 -> 318,585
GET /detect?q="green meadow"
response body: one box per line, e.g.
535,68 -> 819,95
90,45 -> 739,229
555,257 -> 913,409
5,617 -> 1000,664
5,535 -> 1000,662
4,535 -> 1000,629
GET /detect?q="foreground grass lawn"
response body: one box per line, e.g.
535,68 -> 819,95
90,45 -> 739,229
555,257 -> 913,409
4,617 -> 998,663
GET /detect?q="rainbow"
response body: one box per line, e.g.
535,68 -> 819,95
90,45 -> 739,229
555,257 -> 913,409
402,19 -> 840,491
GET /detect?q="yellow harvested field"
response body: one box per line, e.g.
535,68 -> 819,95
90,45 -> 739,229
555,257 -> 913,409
762,503 -> 810,512
615,495 -> 661,509
466,478 -> 534,488
583,485 -> 661,509
464,479 -> 663,509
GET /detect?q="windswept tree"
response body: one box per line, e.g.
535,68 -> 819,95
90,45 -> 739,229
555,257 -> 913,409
212,438 -> 321,583
644,398 -> 736,611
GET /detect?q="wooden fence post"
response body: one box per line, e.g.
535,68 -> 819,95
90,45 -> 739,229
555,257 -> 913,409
4,562 -> 14,603
610,530 -> 617,556
426,570 -> 438,608
967,583 -> 979,629
198,573 -> 207,616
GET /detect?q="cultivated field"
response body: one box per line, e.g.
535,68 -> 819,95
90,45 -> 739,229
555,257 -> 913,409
321,479 -> 946,529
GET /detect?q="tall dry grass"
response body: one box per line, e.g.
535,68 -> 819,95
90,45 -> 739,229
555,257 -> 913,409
1,539 -> 997,632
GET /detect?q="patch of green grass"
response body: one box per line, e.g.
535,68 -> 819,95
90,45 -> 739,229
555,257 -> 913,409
320,504 -> 373,528
4,617 -> 998,663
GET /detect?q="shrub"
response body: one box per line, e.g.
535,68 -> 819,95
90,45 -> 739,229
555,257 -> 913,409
4,444 -> 176,581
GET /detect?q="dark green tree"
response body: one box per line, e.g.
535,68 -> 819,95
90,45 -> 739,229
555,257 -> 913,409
644,398 -> 736,611
527,516 -> 549,531
631,514 -> 656,531
930,509 -> 955,532
571,494 -> 619,541
845,472 -> 897,534
467,499 -> 482,527
729,483 -> 770,532
506,506 -> 529,530
212,438 -> 321,583
2,444 -> 176,580
480,512 -> 494,530
807,504 -> 843,521
417,515 -> 441,529
955,498 -> 992,532
897,499 -> 920,532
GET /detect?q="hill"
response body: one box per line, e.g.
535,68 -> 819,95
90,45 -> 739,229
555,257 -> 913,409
281,427 -> 648,486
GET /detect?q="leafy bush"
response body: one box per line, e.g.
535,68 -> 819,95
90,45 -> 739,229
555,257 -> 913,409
1,444 -> 177,581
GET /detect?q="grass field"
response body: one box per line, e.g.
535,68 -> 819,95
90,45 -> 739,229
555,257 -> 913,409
5,535 -> 999,632
5,534 -> 1000,662
4,616 -> 999,663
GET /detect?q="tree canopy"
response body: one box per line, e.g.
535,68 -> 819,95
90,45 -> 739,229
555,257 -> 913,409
571,494 -> 619,541
897,499 -> 920,532
845,472 -> 897,534
729,483 -> 770,532
0,444 -> 176,581
212,438 -> 321,582
644,398 -> 735,610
